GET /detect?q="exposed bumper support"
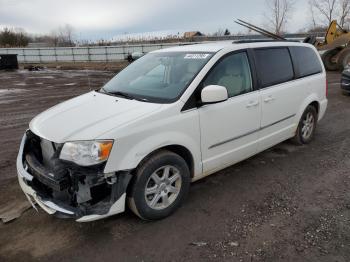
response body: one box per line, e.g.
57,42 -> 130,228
17,133 -> 130,222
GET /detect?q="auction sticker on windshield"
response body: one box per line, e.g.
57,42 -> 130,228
184,54 -> 210,59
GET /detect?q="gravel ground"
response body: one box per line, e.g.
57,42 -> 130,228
0,69 -> 349,262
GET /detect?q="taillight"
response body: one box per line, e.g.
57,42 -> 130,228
326,79 -> 328,97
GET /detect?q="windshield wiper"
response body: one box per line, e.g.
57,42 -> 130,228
110,91 -> 136,100
99,88 -> 150,102
101,89 -> 135,100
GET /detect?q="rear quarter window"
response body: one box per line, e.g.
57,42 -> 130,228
289,46 -> 323,78
254,48 -> 294,88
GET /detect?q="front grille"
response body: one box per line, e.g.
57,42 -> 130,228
25,153 -> 70,191
24,130 -> 70,191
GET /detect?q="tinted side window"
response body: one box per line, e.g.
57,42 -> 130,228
290,46 -> 322,78
203,52 -> 253,98
255,48 -> 294,88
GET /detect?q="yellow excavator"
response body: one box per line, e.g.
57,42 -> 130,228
314,20 -> 350,71
235,19 -> 350,71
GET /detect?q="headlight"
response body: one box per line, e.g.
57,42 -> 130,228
59,140 -> 113,166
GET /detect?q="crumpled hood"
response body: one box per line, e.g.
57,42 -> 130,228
29,91 -> 162,143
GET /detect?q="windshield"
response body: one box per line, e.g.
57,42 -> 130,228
102,52 -> 214,103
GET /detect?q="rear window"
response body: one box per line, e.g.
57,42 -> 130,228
290,46 -> 323,78
255,48 -> 294,88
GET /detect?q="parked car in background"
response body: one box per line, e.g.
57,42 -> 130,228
341,65 -> 350,95
17,41 -> 328,222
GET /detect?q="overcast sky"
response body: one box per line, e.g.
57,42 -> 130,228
0,0 -> 310,40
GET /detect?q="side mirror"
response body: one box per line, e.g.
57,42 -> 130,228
201,85 -> 228,104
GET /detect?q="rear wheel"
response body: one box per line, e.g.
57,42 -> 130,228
322,48 -> 341,71
128,150 -> 190,220
292,106 -> 318,145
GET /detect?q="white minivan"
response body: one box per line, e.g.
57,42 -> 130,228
17,41 -> 328,222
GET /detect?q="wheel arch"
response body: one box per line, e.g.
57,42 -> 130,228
295,96 -> 321,130
309,101 -> 320,115
135,144 -> 195,179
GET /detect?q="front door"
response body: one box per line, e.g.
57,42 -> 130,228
199,52 -> 261,174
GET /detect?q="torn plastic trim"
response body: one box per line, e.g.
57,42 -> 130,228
18,165 -> 76,216
76,193 -> 127,222
40,198 -> 75,215
17,134 -> 33,181
17,132 -> 133,222
18,158 -> 131,221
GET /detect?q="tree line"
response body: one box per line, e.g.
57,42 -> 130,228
0,28 -> 30,47
0,24 -> 75,48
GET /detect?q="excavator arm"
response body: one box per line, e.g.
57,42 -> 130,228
325,20 -> 338,45
318,20 -> 350,50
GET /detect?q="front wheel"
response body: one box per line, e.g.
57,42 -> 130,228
292,106 -> 318,145
128,150 -> 190,220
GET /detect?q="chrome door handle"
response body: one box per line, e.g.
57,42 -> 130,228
264,96 -> 275,103
246,101 -> 259,108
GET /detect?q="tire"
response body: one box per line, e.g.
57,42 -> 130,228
128,150 -> 190,220
322,49 -> 341,71
292,105 -> 318,145
342,90 -> 350,96
337,48 -> 350,71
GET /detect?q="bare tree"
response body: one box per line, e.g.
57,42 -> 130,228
49,30 -> 60,47
211,28 -> 225,37
309,0 -> 350,29
339,0 -> 350,27
310,0 -> 337,24
265,0 -> 295,35
309,1 -> 318,29
55,24 -> 75,46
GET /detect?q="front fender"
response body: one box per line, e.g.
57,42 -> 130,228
102,104 -> 202,178
104,131 -> 202,177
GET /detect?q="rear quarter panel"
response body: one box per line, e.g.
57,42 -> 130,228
296,45 -> 327,124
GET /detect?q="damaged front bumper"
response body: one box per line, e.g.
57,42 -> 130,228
16,132 -> 131,222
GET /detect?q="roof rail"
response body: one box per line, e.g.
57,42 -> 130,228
233,39 -> 300,44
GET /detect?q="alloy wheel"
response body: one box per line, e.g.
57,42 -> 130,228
301,112 -> 315,140
144,165 -> 182,210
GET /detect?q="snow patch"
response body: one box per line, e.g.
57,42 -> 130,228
0,89 -> 26,95
28,76 -> 55,79
14,82 -> 26,86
